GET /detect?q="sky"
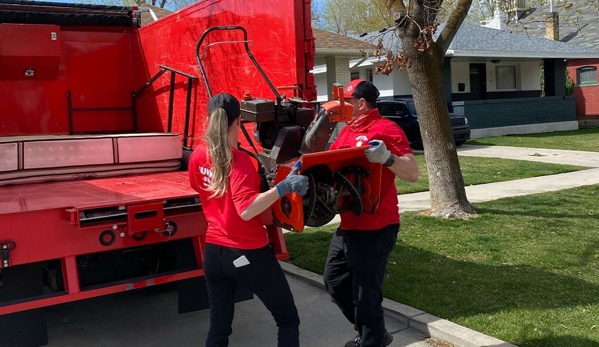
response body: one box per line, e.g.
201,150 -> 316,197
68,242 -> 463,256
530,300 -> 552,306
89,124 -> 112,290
313,0 -> 325,11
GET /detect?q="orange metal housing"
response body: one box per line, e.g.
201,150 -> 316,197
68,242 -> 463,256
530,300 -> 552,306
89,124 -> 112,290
272,147 -> 383,232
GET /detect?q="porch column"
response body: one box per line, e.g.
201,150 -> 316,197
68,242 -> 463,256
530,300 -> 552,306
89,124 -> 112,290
544,58 -> 566,97
325,55 -> 350,145
325,55 -> 350,101
443,57 -> 453,110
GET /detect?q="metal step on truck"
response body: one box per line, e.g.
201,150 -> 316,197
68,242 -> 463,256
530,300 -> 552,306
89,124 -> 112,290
0,0 -> 316,345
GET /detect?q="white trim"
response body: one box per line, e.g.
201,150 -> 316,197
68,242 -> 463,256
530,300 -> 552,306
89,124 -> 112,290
471,121 -> 579,138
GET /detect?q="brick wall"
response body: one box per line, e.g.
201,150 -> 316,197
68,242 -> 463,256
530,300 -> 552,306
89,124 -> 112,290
567,59 -> 599,117
325,56 -> 351,144
325,56 -> 350,100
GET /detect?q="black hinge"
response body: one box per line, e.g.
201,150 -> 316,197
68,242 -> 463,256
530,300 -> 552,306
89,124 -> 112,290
1,241 -> 16,269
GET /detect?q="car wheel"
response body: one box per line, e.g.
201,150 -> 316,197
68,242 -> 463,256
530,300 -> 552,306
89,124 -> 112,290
455,140 -> 466,147
411,137 -> 424,151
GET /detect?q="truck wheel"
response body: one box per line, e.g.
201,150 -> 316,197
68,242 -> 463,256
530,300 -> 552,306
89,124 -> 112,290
455,140 -> 466,147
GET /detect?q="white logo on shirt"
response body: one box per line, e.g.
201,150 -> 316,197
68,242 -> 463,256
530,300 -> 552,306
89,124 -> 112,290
199,166 -> 213,188
355,135 -> 369,147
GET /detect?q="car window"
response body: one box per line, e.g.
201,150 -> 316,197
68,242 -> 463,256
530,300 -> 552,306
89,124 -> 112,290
379,103 -> 405,117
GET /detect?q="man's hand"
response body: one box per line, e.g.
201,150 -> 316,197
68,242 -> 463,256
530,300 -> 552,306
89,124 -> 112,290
275,161 -> 309,197
364,140 -> 392,164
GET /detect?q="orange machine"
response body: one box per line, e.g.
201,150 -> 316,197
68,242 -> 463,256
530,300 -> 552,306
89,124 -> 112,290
269,85 -> 383,232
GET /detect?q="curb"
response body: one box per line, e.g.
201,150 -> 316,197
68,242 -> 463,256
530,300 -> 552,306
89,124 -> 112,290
279,261 -> 519,347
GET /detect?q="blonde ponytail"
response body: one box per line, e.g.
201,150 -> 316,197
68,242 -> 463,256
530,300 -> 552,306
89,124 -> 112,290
205,108 -> 233,198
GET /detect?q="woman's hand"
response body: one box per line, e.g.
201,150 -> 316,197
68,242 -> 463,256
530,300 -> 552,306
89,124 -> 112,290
275,162 -> 309,196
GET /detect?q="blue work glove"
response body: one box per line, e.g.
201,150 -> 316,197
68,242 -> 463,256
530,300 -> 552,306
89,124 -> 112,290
364,140 -> 392,164
275,161 -> 309,197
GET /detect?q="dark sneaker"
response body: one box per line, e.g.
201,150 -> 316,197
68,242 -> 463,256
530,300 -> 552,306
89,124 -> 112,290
343,331 -> 393,347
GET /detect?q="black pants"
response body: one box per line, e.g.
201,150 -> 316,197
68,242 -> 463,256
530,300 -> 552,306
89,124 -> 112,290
203,243 -> 300,347
323,224 -> 399,347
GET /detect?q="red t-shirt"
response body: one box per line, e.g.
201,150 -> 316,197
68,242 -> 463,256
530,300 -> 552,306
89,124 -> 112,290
330,108 -> 412,231
188,144 -> 268,249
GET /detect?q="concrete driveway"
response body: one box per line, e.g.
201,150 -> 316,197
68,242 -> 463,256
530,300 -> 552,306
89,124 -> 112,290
45,274 -> 431,347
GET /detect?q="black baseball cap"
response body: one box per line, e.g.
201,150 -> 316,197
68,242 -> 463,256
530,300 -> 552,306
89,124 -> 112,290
343,79 -> 380,103
208,93 -> 241,120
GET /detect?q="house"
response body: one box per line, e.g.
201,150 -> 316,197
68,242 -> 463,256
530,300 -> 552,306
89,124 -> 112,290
138,3 -> 173,26
311,24 -> 598,138
312,29 -> 378,100
481,1 -> 599,123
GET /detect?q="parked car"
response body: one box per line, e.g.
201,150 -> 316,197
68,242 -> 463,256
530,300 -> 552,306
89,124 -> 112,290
377,98 -> 470,150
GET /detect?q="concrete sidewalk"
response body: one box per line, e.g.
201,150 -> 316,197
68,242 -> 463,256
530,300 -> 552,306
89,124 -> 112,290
456,144 -> 599,168
398,167 -> 599,213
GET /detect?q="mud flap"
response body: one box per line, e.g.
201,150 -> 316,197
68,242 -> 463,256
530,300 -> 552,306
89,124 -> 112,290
0,263 -> 48,347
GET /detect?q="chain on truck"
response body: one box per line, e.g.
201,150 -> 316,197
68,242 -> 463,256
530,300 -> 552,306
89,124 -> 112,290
0,1 -> 384,346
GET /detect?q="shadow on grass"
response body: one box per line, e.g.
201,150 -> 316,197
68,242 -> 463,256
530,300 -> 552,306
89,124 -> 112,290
285,229 -> 599,347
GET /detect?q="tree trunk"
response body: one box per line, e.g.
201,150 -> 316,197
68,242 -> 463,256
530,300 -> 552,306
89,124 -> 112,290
400,38 -> 476,218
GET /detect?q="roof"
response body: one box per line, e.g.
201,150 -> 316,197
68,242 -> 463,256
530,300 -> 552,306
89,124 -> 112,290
358,23 -> 599,59
139,3 -> 173,26
313,28 -> 376,55
515,4 -> 599,51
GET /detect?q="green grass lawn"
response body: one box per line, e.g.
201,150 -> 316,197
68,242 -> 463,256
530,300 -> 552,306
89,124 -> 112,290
395,154 -> 586,194
466,127 -> 599,152
285,185 -> 599,347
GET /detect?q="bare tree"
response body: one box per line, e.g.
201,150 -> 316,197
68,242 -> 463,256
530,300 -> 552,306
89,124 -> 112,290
321,0 -> 397,35
383,0 -> 477,218
356,0 -> 597,218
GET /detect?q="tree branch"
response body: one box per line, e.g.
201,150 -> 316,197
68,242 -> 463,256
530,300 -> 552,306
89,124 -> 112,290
436,0 -> 472,52
389,0 -> 407,12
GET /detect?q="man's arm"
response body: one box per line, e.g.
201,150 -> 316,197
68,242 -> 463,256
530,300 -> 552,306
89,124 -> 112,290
364,140 -> 419,182
387,153 -> 419,182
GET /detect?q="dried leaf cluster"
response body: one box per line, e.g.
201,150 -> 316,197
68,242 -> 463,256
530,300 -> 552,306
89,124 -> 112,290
373,22 -> 440,75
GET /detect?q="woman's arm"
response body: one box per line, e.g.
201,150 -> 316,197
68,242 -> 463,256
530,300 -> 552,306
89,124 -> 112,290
239,163 -> 308,221
239,187 -> 280,221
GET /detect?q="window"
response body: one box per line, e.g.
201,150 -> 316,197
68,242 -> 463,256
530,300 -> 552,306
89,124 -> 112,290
496,65 -> 516,90
365,69 -> 374,82
577,66 -> 598,86
350,71 -> 360,81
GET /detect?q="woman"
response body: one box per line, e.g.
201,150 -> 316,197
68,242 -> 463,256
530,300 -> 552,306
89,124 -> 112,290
188,93 -> 308,347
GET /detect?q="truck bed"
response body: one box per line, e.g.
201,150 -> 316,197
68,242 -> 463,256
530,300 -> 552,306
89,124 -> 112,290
0,171 -> 196,215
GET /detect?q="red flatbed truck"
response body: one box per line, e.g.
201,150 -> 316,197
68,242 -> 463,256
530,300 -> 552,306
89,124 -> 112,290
0,0 -> 315,346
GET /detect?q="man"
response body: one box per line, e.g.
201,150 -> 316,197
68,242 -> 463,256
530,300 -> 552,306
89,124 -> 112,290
324,79 -> 419,347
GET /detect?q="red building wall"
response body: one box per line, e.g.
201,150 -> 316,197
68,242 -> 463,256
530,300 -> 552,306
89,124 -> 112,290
567,59 -> 599,117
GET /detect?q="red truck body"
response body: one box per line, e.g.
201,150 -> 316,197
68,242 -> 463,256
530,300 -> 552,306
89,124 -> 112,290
0,1 -> 315,346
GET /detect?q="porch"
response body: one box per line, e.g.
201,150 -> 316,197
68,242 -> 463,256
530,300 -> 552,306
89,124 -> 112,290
452,96 -> 578,138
